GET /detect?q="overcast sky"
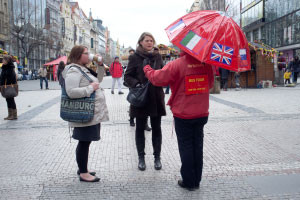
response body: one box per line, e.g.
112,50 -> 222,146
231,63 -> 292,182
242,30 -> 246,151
76,0 -> 194,48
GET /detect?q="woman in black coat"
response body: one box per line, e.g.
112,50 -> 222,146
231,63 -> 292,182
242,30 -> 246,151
0,55 -> 17,120
124,32 -> 166,171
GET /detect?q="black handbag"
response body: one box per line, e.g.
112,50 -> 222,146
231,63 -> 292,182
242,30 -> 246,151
0,80 -> 18,98
127,81 -> 149,107
60,66 -> 95,123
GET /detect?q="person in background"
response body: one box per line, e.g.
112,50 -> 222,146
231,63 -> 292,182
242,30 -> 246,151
284,69 -> 292,85
219,68 -> 229,91
109,56 -> 124,94
57,61 -> 65,86
234,72 -> 241,90
38,66 -> 49,89
164,55 -> 171,94
291,56 -> 300,84
0,55 -> 18,120
143,51 -> 214,191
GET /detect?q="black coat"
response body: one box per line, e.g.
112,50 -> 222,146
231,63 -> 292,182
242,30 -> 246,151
0,62 -> 16,86
124,50 -> 166,118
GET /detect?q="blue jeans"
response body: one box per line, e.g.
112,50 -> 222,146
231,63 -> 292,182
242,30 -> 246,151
174,116 -> 208,188
40,77 -> 48,89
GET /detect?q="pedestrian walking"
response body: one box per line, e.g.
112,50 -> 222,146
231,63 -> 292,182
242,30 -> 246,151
62,45 -> 109,182
57,61 -> 65,86
38,66 -> 49,89
0,55 -> 18,120
124,32 -> 166,171
284,69 -> 292,85
109,56 -> 124,94
143,51 -> 214,191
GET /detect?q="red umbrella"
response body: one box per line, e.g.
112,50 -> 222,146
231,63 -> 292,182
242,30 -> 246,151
165,10 -> 251,72
44,56 -> 68,66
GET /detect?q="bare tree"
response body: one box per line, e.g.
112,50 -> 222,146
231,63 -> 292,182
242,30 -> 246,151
10,1 -> 46,68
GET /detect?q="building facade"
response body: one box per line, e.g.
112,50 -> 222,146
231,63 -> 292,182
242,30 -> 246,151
241,0 -> 300,62
45,0 -> 62,61
10,0 -> 47,69
60,0 -> 74,56
0,0 -> 9,50
190,0 -> 225,12
94,19 -> 106,55
225,0 -> 241,26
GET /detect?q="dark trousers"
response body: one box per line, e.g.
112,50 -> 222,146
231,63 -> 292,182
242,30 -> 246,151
174,116 -> 208,188
165,85 -> 170,94
293,72 -> 299,83
285,79 -> 291,84
6,98 -> 16,109
135,116 -> 162,158
221,78 -> 228,89
76,141 -> 91,173
40,77 -> 48,89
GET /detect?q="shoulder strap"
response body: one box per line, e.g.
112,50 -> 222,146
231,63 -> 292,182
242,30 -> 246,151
69,65 -> 93,83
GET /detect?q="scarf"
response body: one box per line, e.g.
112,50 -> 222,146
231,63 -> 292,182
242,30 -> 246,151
136,46 -> 160,69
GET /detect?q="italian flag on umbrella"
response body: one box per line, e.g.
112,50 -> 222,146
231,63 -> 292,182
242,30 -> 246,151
180,31 -> 208,55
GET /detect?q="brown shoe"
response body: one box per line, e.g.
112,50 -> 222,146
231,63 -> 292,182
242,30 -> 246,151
11,109 -> 18,120
4,108 -> 13,120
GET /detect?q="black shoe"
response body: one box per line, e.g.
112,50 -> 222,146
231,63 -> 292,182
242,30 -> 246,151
178,180 -> 195,191
111,91 -> 114,94
118,91 -> 124,95
77,170 -> 96,176
138,157 -> 146,171
46,88 -> 49,90
154,158 -> 162,170
145,124 -> 152,131
79,176 -> 100,182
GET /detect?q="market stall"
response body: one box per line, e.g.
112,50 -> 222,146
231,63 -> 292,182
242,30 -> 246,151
44,56 -> 68,81
227,42 -> 276,88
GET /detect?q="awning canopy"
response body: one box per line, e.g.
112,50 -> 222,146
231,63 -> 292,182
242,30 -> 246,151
44,56 -> 68,66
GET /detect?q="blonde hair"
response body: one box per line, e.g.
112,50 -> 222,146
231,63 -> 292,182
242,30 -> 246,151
137,32 -> 156,48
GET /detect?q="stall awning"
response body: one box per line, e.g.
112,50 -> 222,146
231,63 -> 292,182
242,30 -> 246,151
44,56 -> 68,66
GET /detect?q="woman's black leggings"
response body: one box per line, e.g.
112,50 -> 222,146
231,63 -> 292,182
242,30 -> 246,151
6,98 -> 16,109
76,141 -> 92,173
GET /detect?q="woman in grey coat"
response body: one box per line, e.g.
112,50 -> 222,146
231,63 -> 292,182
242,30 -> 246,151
62,45 -> 109,182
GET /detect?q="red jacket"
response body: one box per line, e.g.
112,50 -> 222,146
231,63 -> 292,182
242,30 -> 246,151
110,62 -> 123,78
144,53 -> 214,119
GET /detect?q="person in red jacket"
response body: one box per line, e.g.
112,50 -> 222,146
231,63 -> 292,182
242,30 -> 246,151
109,56 -> 124,94
144,51 -> 214,191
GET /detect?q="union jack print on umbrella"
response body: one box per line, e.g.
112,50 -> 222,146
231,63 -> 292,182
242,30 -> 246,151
165,10 -> 251,72
210,43 -> 234,66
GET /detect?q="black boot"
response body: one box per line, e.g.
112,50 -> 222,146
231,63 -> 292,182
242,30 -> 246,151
138,157 -> 146,171
130,117 -> 135,127
154,157 -> 162,170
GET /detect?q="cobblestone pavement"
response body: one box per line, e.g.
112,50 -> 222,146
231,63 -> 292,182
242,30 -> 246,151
0,79 -> 300,199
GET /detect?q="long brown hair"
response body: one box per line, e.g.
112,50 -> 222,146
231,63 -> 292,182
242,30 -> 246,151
67,45 -> 87,65
3,55 -> 13,64
137,32 -> 156,48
